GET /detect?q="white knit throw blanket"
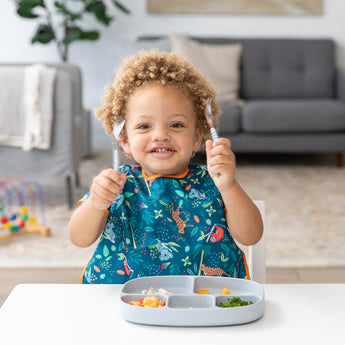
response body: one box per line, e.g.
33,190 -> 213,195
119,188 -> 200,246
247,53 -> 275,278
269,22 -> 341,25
0,64 -> 56,151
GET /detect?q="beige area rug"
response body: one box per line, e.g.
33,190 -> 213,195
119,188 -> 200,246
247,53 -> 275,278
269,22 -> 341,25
0,151 -> 344,268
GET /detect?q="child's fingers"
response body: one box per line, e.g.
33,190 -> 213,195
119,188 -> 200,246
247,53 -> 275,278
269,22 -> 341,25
216,137 -> 231,148
90,169 -> 126,208
90,186 -> 115,210
206,139 -> 234,165
99,169 -> 126,190
118,172 -> 127,186
101,169 -> 126,186
206,138 -> 236,185
210,150 -> 233,164
95,176 -> 118,196
206,138 -> 231,154
205,140 -> 213,161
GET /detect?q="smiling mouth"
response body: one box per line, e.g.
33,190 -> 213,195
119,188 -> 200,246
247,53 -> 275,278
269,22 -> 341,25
150,148 -> 174,153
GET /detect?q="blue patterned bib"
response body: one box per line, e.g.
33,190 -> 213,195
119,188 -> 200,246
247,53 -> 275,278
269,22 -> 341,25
80,165 -> 250,283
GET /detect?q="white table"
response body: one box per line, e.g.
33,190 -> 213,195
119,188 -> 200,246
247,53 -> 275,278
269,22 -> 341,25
0,284 -> 344,345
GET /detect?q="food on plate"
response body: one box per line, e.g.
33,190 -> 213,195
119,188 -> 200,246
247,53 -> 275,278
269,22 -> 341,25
217,297 -> 253,308
197,287 -> 231,295
141,287 -> 171,295
221,287 -> 231,295
128,296 -> 166,308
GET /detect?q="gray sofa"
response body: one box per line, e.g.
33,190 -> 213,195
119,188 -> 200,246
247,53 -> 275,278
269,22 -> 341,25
138,36 -> 345,166
0,63 -> 91,207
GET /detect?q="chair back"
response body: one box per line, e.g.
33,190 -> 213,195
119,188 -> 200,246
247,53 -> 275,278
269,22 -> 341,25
236,200 -> 266,283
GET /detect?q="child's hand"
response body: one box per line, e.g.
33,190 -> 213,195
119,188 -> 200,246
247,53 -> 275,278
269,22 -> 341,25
206,138 -> 236,191
89,169 -> 127,210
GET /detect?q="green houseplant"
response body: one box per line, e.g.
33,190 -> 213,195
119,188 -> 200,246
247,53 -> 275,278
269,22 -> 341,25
13,0 -> 130,62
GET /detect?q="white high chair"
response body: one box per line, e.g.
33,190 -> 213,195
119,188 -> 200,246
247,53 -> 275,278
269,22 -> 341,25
236,200 -> 266,284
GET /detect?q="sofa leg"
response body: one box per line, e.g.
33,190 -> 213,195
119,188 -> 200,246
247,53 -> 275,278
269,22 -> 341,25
66,176 -> 73,209
335,152 -> 343,168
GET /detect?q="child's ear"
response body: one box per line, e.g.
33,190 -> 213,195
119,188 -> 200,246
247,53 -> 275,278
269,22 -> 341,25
121,136 -> 132,156
193,131 -> 203,152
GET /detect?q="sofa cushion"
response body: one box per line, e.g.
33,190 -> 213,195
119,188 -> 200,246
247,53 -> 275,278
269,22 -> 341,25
240,39 -> 335,100
181,38 -> 335,100
170,33 -> 242,104
217,103 -> 242,134
242,100 -> 345,133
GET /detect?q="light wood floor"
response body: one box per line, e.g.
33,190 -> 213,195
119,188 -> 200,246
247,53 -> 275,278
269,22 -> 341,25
1,266 -> 345,307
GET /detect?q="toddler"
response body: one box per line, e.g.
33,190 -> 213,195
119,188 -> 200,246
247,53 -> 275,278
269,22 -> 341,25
68,50 -> 263,284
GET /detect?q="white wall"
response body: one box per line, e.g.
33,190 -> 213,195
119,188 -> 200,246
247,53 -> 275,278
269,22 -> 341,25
1,0 -> 345,146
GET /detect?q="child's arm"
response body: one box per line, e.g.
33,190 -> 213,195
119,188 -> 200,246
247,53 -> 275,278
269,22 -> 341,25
206,139 -> 263,246
68,169 -> 127,248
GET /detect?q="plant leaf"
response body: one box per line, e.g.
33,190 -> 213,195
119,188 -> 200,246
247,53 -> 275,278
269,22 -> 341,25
103,244 -> 109,257
16,0 -> 44,18
221,252 -> 229,262
191,226 -> 198,236
80,30 -> 99,40
31,24 -> 55,44
187,268 -> 195,275
54,2 -> 81,21
87,1 -> 112,25
175,190 -> 184,198
117,253 -> 125,260
63,27 -> 81,44
112,1 -> 130,14
17,8 -> 39,18
168,242 -> 180,248
63,27 -> 99,45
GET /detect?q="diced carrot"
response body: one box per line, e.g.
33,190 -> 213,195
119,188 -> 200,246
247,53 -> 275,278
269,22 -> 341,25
197,288 -> 209,294
128,296 -> 165,308
221,287 -> 231,295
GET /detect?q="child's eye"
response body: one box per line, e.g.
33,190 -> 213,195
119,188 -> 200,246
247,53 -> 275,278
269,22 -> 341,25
138,124 -> 150,130
171,122 -> 184,128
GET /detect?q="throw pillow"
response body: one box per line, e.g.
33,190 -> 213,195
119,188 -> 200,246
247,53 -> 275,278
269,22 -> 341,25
170,33 -> 242,104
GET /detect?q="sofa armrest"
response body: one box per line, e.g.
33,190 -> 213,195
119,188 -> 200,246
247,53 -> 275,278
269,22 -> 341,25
336,68 -> 345,101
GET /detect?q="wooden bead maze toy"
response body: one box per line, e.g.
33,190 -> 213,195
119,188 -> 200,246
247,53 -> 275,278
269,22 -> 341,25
0,178 -> 50,241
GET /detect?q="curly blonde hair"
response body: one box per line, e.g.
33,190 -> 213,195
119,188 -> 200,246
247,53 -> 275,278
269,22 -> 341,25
94,50 -> 220,145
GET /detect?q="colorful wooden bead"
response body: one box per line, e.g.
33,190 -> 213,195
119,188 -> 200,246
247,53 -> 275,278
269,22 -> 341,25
3,223 -> 11,230
21,214 -> 29,221
10,225 -> 19,232
19,206 -> 28,214
9,213 -> 17,221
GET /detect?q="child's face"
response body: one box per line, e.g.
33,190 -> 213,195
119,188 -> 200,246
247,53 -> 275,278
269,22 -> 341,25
121,84 -> 202,177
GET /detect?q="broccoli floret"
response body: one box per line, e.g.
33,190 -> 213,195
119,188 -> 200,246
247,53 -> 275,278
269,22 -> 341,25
218,297 -> 253,308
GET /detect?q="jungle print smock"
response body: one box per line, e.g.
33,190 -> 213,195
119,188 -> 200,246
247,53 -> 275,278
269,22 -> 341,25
80,165 -> 250,284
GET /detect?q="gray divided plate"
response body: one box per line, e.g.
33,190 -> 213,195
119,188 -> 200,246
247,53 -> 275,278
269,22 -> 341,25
119,276 -> 264,326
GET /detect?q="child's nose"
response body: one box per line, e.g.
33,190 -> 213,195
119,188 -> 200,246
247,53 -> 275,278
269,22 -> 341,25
152,127 -> 170,141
